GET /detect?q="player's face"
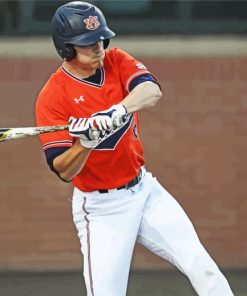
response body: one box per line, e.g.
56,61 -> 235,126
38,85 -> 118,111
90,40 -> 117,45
74,42 -> 105,70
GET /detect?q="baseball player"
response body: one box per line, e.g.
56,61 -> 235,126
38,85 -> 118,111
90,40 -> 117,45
35,1 -> 234,296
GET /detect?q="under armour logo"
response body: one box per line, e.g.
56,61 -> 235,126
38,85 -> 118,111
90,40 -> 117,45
84,16 -> 100,31
74,96 -> 84,104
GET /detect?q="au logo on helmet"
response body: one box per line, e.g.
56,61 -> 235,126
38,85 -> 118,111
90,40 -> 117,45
84,16 -> 101,30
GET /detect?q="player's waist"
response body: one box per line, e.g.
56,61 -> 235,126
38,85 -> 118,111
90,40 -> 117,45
73,166 -> 145,193
97,169 -> 143,193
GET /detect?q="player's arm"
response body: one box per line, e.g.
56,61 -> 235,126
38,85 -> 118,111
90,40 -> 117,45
120,80 -> 162,114
90,75 -> 162,128
53,140 -> 91,182
113,48 -> 163,113
50,115 -> 112,182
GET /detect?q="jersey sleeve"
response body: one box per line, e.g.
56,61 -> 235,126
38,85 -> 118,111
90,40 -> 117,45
129,73 -> 161,92
35,81 -> 73,151
113,48 -> 154,92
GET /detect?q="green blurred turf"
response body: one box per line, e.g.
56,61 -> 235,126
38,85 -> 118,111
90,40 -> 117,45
0,269 -> 246,295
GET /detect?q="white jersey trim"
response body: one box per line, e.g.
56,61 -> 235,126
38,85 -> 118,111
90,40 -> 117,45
125,70 -> 150,92
43,140 -> 73,150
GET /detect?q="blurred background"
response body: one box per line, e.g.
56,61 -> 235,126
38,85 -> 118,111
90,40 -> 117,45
0,0 -> 247,295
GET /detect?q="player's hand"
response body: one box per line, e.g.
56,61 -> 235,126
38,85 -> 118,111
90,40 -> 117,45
92,104 -> 128,128
69,116 -> 108,149
91,115 -> 113,131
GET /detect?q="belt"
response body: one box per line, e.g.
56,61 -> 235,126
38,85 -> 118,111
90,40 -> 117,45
98,170 -> 142,194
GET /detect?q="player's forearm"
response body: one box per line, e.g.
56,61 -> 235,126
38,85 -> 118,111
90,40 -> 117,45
53,141 -> 91,182
121,81 -> 162,114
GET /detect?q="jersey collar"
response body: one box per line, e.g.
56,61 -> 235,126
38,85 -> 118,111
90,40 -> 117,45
61,66 -> 105,88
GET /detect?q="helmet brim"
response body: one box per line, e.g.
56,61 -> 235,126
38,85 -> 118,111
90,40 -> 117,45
66,27 -> 116,47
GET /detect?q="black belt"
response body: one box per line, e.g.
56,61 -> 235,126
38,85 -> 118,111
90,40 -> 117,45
98,170 -> 142,194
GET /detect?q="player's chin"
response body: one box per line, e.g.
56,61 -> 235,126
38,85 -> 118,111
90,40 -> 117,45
92,60 -> 103,69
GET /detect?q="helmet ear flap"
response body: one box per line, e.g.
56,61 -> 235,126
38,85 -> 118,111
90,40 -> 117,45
59,45 -> 76,61
103,39 -> 110,49
65,45 -> 76,61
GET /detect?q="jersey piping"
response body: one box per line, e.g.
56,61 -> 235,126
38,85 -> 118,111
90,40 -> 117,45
43,140 -> 73,150
62,66 -> 105,88
125,70 -> 151,91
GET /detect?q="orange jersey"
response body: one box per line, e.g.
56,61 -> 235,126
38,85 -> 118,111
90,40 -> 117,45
36,48 -> 153,191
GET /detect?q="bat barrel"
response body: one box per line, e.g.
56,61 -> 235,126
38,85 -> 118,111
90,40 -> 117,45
0,125 -> 69,142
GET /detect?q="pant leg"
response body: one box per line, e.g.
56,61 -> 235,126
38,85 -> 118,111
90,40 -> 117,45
137,176 -> 234,296
72,182 -> 150,296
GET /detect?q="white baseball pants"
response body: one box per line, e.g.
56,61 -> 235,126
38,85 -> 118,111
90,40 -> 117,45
72,168 -> 234,296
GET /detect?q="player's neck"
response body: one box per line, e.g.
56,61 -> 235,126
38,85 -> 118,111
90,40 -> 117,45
62,61 -> 97,79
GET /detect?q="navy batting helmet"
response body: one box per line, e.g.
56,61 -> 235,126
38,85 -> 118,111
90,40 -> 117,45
51,1 -> 116,61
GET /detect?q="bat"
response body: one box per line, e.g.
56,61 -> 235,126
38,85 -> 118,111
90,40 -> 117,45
0,114 -> 130,143
0,125 -> 69,142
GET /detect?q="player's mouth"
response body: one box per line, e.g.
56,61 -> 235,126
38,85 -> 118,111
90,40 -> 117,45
94,53 -> 104,62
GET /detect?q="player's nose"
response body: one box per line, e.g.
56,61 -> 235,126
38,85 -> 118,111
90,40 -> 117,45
93,42 -> 103,53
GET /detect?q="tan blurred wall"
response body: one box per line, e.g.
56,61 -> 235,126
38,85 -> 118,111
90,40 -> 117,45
0,38 -> 247,271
